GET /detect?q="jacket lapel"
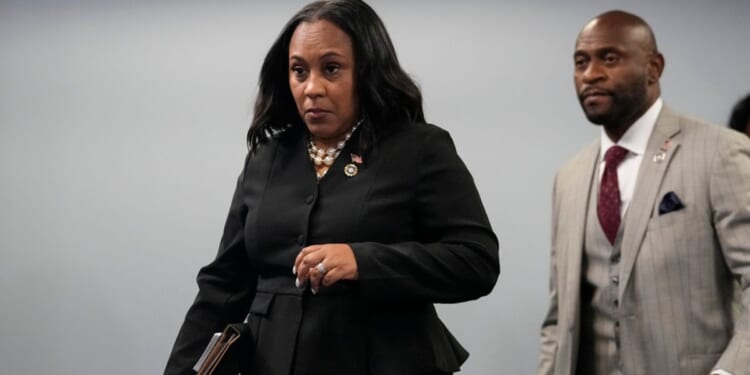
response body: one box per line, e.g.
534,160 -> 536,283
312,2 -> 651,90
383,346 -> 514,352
561,141 -> 599,328
556,139 -> 599,375
618,107 -> 681,299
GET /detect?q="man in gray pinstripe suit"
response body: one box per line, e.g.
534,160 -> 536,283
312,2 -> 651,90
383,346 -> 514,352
538,10 -> 750,375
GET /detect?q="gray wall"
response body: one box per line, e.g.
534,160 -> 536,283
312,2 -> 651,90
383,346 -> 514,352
1,1 -> 748,374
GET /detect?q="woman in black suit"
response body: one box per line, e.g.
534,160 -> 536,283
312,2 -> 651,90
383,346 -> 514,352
165,1 -> 499,374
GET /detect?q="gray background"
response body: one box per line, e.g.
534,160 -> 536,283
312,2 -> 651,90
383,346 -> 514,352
1,0 -> 749,374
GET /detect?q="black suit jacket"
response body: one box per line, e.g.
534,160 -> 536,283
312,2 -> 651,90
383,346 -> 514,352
165,122 -> 499,375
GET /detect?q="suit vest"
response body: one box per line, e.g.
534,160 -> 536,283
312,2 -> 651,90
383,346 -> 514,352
577,162 -> 627,375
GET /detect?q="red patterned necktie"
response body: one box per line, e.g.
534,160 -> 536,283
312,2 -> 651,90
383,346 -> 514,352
598,145 -> 629,245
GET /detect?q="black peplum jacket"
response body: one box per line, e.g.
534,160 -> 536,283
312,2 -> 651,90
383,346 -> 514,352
165,121 -> 500,375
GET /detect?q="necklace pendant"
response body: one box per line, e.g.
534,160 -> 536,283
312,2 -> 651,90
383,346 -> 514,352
308,119 -> 363,178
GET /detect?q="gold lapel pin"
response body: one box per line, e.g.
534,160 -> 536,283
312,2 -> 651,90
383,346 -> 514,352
653,151 -> 666,163
653,139 -> 672,163
344,153 -> 363,177
344,163 -> 358,177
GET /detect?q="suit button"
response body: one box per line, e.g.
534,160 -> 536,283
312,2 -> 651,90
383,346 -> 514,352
614,299 -> 619,308
305,195 -> 314,204
611,253 -> 621,262
611,276 -> 619,285
615,321 -> 620,329
297,234 -> 305,245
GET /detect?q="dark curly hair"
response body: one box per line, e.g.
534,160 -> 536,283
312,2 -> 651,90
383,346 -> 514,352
729,93 -> 750,135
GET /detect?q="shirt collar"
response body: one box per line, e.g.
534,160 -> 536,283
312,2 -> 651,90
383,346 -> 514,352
600,98 -> 663,161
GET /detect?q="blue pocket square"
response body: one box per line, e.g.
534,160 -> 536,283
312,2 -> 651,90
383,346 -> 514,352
658,191 -> 685,215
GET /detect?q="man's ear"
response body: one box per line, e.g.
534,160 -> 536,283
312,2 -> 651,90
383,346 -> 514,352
647,52 -> 665,84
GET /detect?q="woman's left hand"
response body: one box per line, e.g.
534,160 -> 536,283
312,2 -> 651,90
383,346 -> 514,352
293,244 -> 359,294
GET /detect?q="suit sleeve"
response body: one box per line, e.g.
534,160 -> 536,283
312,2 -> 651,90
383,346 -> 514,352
711,133 -> 750,375
538,174 -> 560,375
350,128 -> 499,304
164,172 -> 257,375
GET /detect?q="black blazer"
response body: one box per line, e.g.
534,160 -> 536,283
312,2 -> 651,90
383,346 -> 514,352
165,122 -> 499,375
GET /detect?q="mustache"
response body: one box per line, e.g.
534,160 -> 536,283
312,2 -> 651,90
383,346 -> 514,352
579,87 -> 614,100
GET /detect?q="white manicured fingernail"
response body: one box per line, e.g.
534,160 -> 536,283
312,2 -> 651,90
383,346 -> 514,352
295,278 -> 301,288
311,288 -> 318,295
292,265 -> 297,275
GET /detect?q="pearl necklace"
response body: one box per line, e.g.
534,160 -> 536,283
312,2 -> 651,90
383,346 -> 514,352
307,121 -> 361,179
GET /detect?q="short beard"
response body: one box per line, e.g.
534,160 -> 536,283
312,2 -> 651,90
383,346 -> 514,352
582,75 -> 649,128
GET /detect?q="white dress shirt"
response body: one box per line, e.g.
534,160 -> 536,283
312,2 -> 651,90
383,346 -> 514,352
598,98 -> 662,218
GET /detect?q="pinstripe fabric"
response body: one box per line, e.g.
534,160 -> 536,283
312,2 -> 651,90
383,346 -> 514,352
577,180 -> 627,375
538,107 -> 750,375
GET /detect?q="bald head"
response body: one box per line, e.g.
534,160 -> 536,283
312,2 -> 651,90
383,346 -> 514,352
573,10 -> 665,141
578,10 -> 659,55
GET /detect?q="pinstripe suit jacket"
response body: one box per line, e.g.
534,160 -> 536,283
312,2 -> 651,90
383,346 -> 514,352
538,107 -> 750,375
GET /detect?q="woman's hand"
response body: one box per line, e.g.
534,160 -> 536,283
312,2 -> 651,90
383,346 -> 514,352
293,243 -> 359,294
